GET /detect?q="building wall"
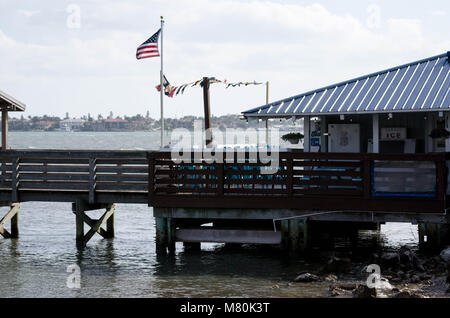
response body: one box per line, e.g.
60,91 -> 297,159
324,112 -> 430,154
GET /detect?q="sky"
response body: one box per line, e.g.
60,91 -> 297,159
0,0 -> 449,119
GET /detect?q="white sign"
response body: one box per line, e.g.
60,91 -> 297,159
380,127 -> 406,141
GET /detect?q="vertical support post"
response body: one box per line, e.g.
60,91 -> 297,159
372,114 -> 379,153
203,77 -> 212,148
303,116 -> 310,152
89,158 -> 96,204
288,218 -> 309,253
155,216 -> 168,254
289,219 -> 300,253
217,162 -> 224,196
74,200 -> 85,248
280,219 -> 289,250
106,209 -> 114,239
419,223 -> 449,251
148,153 -> 155,205
167,217 -> 176,253
286,152 -> 293,197
426,112 -> 434,153
363,158 -> 372,199
436,157 -> 446,205
265,81 -> 269,145
10,208 -> 18,238
11,157 -> 19,202
2,110 -> 8,150
320,116 -> 327,152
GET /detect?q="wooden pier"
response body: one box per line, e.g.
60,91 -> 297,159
0,149 -> 449,251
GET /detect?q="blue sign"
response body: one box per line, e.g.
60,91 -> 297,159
311,137 -> 320,147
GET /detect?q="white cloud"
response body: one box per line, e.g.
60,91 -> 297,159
0,0 -> 448,118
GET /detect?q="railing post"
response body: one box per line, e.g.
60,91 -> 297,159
286,152 -> 293,197
89,158 -> 97,204
11,157 -> 19,202
217,162 -> 224,196
363,157 -> 371,199
148,153 -> 155,205
435,157 -> 446,204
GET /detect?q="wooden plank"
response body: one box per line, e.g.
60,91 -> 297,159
19,182 -> 88,191
155,169 -> 216,175
19,165 -> 89,173
176,228 -> 282,244
96,166 -> 147,173
294,170 -> 362,177
293,178 -> 362,187
95,174 -> 147,182
18,173 -> 89,181
224,179 -> 286,185
95,183 -> 148,191
293,188 -> 363,196
292,161 -> 362,168
156,178 -> 217,185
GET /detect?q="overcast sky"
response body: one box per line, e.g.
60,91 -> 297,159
0,0 -> 449,119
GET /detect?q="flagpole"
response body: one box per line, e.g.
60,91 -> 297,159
160,16 -> 165,148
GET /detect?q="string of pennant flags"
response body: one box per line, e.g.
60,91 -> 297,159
156,76 -> 263,98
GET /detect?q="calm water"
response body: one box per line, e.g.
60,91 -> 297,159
0,132 -> 418,298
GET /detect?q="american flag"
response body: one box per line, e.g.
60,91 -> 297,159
136,29 -> 161,60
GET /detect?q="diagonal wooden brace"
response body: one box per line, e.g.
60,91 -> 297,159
74,201 -> 115,247
83,204 -> 115,245
0,203 -> 20,239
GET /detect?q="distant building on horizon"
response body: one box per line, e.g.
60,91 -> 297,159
59,118 -> 85,132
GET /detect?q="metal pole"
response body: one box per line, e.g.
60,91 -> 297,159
2,110 -> 8,150
265,81 -> 269,145
160,17 -> 165,148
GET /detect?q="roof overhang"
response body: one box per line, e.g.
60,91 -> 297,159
0,89 -> 26,112
243,52 -> 450,119
244,108 -> 449,119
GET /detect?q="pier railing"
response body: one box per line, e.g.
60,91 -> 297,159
0,150 -> 148,204
148,151 -> 448,213
0,149 -> 446,213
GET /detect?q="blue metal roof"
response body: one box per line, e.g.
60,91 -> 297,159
243,52 -> 450,117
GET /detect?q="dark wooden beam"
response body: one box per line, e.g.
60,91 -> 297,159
1,110 -> 7,150
202,77 -> 212,147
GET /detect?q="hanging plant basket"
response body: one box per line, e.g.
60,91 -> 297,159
429,128 -> 450,139
281,132 -> 304,144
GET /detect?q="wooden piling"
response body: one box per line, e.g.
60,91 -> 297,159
74,200 -> 85,247
106,209 -> 114,239
167,218 -> 176,253
280,219 -> 289,250
287,219 -> 309,253
155,217 -> 168,254
419,223 -> 450,251
11,210 -> 18,238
